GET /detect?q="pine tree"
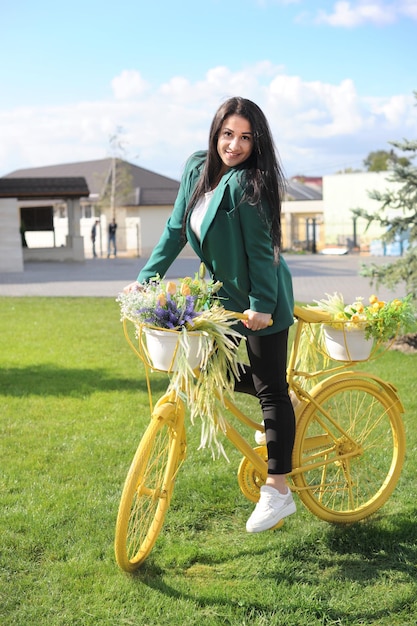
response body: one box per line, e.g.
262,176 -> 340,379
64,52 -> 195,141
353,94 -> 417,301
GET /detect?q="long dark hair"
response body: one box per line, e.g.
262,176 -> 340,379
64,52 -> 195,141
184,96 -> 286,262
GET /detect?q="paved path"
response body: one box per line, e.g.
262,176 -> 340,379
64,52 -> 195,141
0,254 -> 405,303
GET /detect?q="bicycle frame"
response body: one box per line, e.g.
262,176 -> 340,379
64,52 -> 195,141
123,305 -> 400,485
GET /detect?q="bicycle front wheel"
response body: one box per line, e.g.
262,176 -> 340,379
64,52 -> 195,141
292,376 -> 405,523
115,398 -> 186,572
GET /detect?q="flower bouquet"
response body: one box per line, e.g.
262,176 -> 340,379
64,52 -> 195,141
117,274 -> 244,457
307,292 -> 416,362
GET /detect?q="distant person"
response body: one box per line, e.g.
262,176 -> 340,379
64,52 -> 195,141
108,218 -> 117,258
20,220 -> 28,248
91,220 -> 100,257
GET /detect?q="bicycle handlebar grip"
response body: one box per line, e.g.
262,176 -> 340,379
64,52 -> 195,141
228,311 -> 273,326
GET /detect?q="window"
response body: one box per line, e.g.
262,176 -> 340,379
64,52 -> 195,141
83,204 -> 93,219
20,206 -> 54,231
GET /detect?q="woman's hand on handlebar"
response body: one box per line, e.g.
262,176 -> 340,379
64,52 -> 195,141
123,281 -> 143,294
242,310 -> 272,331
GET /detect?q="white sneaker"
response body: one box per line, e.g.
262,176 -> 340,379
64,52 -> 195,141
246,485 -> 296,533
254,423 -> 266,445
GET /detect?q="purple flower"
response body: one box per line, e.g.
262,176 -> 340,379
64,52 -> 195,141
137,294 -> 200,329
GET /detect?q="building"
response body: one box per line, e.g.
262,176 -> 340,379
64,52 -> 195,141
0,177 -> 89,272
2,158 -> 181,271
322,171 -> 401,252
1,157 -> 400,274
2,158 -> 323,271
283,177 -> 323,252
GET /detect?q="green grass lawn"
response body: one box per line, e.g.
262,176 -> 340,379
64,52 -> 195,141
1,297 -> 417,626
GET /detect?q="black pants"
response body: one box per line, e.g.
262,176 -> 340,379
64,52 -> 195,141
234,329 -> 295,475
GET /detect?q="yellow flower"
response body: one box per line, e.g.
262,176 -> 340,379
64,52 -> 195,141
372,301 -> 385,311
157,292 -> 166,306
332,311 -> 346,329
166,281 -> 177,295
310,291 -> 415,345
181,283 -> 191,296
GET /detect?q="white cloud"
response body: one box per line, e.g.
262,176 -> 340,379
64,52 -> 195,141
267,77 -> 367,142
0,64 -> 415,179
366,93 -> 415,127
111,70 -> 150,100
400,0 -> 417,19
315,1 -> 417,27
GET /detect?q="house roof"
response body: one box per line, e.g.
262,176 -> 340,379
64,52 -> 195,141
285,179 -> 322,201
4,158 -> 180,206
291,175 -> 323,187
0,177 -> 89,200
2,158 -> 321,204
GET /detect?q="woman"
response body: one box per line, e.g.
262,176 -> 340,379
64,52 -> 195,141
124,97 -> 296,532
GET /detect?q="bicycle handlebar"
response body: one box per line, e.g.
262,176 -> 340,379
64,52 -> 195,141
293,305 -> 332,324
230,307 -> 332,326
227,311 -> 274,327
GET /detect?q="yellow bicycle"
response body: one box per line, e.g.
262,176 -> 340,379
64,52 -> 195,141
114,305 -> 405,572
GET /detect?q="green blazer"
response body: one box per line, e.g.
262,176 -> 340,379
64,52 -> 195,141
138,151 -> 294,336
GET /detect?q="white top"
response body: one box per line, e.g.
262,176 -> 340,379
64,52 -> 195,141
189,190 -> 214,241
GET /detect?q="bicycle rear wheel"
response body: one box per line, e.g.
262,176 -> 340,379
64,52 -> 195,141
115,397 -> 186,571
292,376 -> 405,523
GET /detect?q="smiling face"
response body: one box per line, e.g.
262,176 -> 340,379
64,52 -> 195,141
217,114 -> 254,175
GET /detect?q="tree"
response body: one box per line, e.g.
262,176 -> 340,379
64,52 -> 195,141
352,93 -> 417,300
98,127 -> 134,220
364,149 -> 410,172
335,166 -> 362,174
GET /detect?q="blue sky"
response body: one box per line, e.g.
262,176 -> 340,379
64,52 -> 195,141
1,0 -> 416,180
